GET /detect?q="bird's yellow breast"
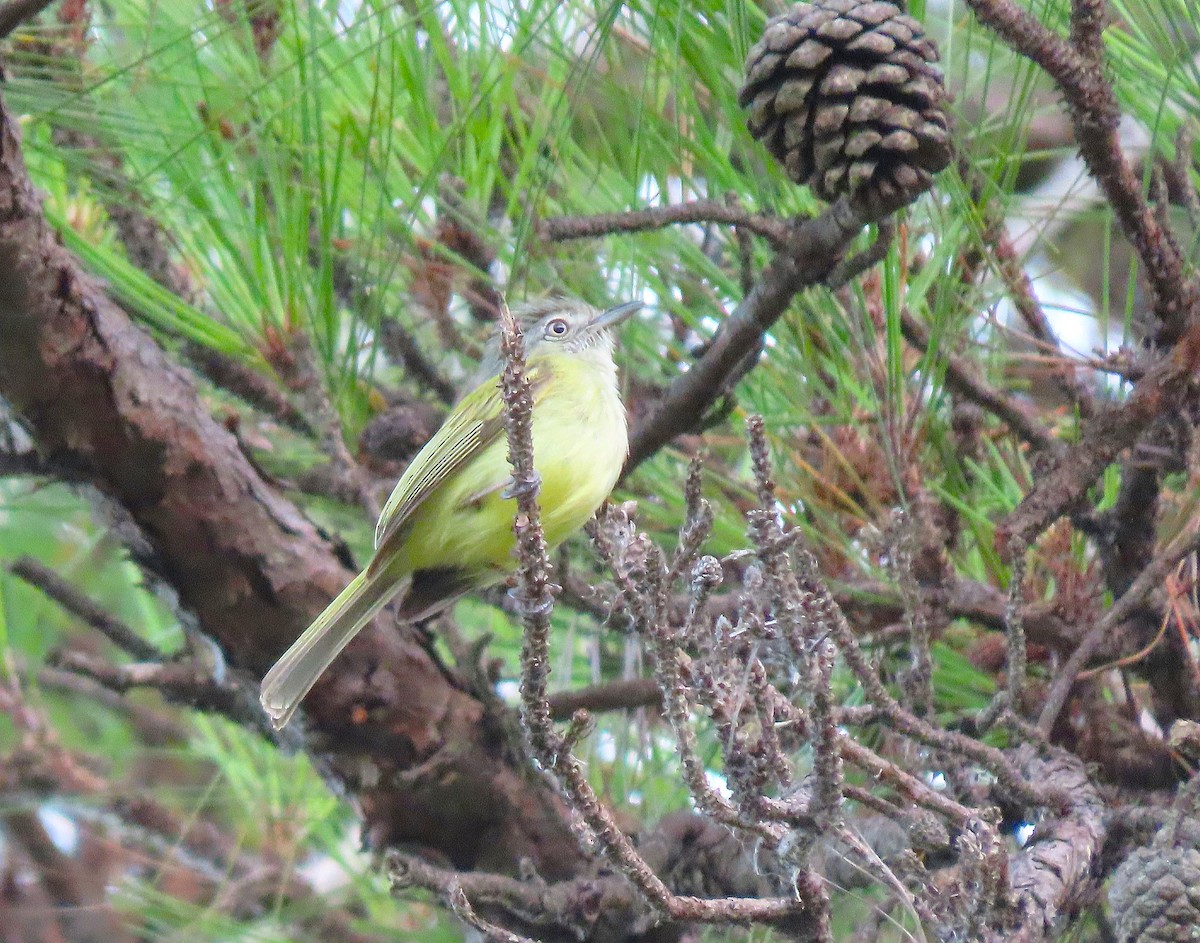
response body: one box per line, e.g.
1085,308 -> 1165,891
393,351 -> 627,579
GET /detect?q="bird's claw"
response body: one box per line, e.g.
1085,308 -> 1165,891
502,473 -> 542,500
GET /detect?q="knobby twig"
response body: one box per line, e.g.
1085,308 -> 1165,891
392,854 -> 537,943
495,306 -> 827,934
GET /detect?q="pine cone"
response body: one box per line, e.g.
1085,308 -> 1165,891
739,0 -> 951,219
1109,842 -> 1200,942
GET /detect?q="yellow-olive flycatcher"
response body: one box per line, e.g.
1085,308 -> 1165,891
260,296 -> 638,728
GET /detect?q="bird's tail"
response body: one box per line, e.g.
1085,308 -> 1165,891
260,567 -> 407,729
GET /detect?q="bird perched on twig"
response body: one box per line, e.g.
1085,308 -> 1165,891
261,296 -> 640,729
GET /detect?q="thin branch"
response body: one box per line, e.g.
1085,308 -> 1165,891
392,855 -> 538,943
47,648 -> 284,742
800,550 -> 1061,810
626,198 -> 866,472
275,334 -> 379,518
826,219 -> 896,289
379,318 -> 458,405
995,346 -> 1192,557
1037,508 -> 1200,734
967,156 -> 1096,417
901,309 -> 1059,452
547,678 -> 661,721
8,556 -> 161,661
538,199 -> 792,249
961,0 -> 1200,343
184,342 -> 316,436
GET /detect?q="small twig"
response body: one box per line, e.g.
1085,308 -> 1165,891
1037,511 -> 1200,734
37,665 -> 190,744
392,854 -> 538,943
901,308 -> 1059,452
626,198 -> 866,472
961,0 -> 1200,344
729,193 -> 757,296
47,648 -> 280,738
539,199 -> 792,250
836,734 -> 978,831
547,678 -> 662,721
826,219 -> 896,289
1164,124 -> 1200,230
8,556 -> 161,661
885,509 -> 934,719
979,543 -> 1029,731
497,305 -> 824,930
975,171 -> 1095,417
184,343 -> 316,436
379,318 -> 458,405
278,335 -> 379,518
995,366 -> 1179,558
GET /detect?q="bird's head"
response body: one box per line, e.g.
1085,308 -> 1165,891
514,296 -> 642,357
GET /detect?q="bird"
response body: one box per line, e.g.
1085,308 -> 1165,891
260,296 -> 640,728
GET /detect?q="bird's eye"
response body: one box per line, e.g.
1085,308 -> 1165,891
545,317 -> 569,338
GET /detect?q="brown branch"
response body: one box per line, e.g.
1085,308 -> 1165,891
994,343 -> 1195,557
972,164 -> 1096,417
547,678 -> 662,721
184,342 -> 317,436
0,0 -> 55,38
8,556 -> 162,661
805,550 -> 1061,809
1036,501 -> 1200,734
48,648 -> 276,737
900,308 -> 1059,452
961,0 -> 1200,344
378,318 -> 458,405
36,665 -> 190,745
538,199 -> 793,250
626,198 -> 867,472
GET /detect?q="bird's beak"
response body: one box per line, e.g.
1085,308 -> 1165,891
588,300 -> 643,332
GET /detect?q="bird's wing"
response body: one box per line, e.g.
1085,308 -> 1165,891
370,362 -> 551,565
